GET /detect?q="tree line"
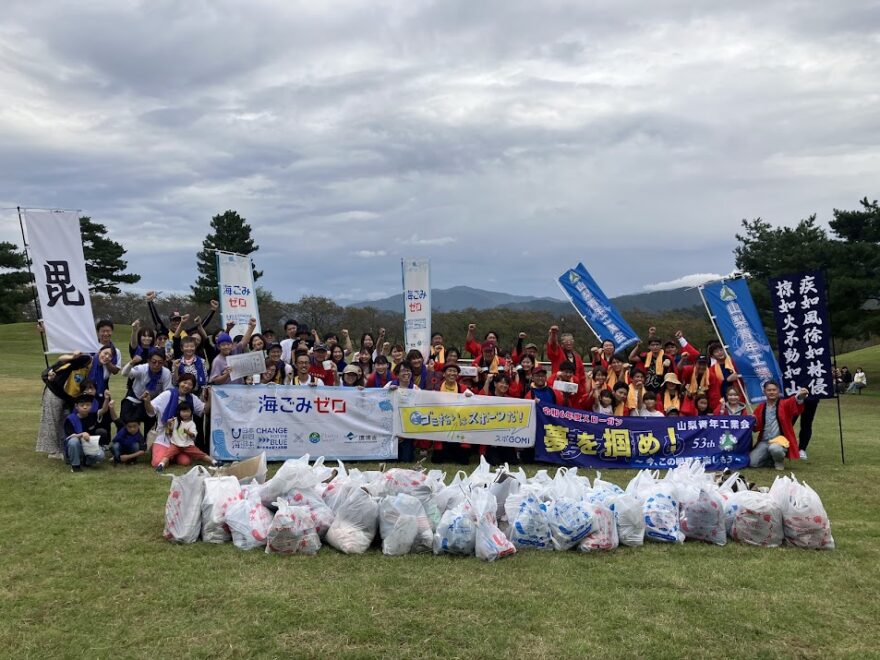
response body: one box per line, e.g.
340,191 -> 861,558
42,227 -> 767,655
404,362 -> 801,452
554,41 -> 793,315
2,201 -> 877,352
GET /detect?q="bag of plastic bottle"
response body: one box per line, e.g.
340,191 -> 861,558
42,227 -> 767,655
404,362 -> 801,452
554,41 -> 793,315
282,489 -> 335,537
265,502 -> 322,555
470,487 -> 516,562
378,493 -> 434,556
433,500 -> 477,555
606,494 -> 645,547
163,466 -> 209,544
679,486 -> 727,546
504,493 -> 552,550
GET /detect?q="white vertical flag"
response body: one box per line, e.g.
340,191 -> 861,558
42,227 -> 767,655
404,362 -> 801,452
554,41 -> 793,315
401,258 -> 431,360
216,251 -> 261,337
23,210 -> 96,354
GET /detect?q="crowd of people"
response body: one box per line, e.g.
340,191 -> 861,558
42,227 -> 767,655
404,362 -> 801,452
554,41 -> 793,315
36,292 -> 824,473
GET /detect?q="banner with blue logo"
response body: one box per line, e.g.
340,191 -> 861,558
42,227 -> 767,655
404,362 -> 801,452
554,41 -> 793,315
216,251 -> 261,339
768,270 -> 834,399
699,278 -> 782,404
210,386 -> 396,461
535,403 -> 753,470
557,263 -> 639,352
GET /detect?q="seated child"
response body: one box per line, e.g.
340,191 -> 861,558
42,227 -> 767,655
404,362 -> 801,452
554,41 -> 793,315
154,402 -> 216,472
64,394 -> 106,472
111,416 -> 146,465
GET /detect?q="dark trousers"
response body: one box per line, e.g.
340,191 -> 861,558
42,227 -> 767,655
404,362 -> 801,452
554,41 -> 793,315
797,399 -> 820,451
120,399 -> 157,436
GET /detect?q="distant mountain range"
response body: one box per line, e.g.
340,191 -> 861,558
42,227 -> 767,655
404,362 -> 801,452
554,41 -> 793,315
349,285 -> 704,314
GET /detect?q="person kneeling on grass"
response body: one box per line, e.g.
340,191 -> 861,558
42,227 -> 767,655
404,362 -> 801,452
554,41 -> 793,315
144,373 -> 215,471
64,394 -> 106,472
750,382 -> 808,471
111,416 -> 145,465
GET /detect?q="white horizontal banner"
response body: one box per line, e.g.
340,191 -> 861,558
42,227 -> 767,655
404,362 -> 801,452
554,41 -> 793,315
392,389 -> 536,448
210,385 -> 396,461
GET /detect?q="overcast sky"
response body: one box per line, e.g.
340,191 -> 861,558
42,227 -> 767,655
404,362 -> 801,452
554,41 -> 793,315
2,1 -> 878,303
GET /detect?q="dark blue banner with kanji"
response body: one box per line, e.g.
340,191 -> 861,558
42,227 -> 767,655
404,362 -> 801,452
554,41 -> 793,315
768,270 -> 834,399
535,403 -> 754,470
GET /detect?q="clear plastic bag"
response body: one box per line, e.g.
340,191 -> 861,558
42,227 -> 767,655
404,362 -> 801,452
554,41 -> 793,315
728,491 -> 784,547
679,487 -> 727,546
504,494 -> 553,551
163,466 -> 209,544
259,455 -> 328,506
282,489 -> 335,537
433,501 -> 477,555
265,502 -> 322,555
607,494 -> 645,547
325,487 -> 379,554
770,476 -> 835,550
378,493 -> 433,556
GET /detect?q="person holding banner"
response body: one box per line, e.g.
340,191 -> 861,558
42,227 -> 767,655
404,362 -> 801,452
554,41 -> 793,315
525,366 -> 562,406
750,383 -> 808,470
548,361 -> 586,409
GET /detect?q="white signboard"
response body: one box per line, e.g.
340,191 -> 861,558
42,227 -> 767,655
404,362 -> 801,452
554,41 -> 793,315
23,210 -> 97,353
392,389 -> 536,448
226,351 -> 267,381
402,258 -> 431,360
217,252 -> 261,338
210,385 -> 396,461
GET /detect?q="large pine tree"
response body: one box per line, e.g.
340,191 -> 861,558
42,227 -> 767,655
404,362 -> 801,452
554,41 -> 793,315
192,210 -> 262,303
80,216 -> 141,295
0,241 -> 32,323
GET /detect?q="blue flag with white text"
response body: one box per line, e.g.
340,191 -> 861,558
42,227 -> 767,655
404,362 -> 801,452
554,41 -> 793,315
557,263 -> 639,352
700,278 -> 783,404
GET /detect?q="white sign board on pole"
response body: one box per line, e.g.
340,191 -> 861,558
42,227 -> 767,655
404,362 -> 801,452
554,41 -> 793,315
216,252 -> 261,338
402,258 -> 431,360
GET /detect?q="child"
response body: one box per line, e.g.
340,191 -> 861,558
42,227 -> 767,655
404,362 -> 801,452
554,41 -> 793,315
155,402 -> 215,472
715,387 -> 747,416
111,417 -> 145,465
64,394 -> 106,472
693,393 -> 712,416
594,388 -> 614,415
634,391 -> 665,417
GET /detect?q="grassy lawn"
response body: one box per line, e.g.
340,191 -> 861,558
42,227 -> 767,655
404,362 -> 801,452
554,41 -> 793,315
0,321 -> 878,659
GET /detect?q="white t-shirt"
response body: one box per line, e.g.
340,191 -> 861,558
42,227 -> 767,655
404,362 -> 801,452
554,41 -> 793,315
634,408 -> 665,418
292,374 -> 324,387
171,419 -> 198,448
122,363 -> 172,403
148,390 -> 206,448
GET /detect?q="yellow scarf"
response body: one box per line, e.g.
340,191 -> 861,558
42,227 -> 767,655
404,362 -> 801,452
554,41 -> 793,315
433,346 -> 445,364
59,362 -> 91,398
606,368 -> 629,391
613,401 -> 627,416
687,367 -> 710,396
481,354 -> 500,373
627,384 -> 645,410
643,351 -> 665,376
712,357 -> 736,382
663,389 -> 682,411
440,380 -> 458,393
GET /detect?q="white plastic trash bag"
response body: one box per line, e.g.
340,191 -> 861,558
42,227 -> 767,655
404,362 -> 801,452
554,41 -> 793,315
628,471 -> 683,544
470,487 -> 516,562
326,487 -> 379,554
504,494 -> 552,551
547,498 -> 593,551
163,466 -> 209,544
578,502 -> 619,552
680,486 -> 727,546
201,476 -> 243,544
259,455 -> 328,506
265,502 -> 321,555
378,493 -> 433,556
283,489 -> 335,537
770,476 -> 835,550
433,501 -> 477,555
226,490 -> 273,551
728,491 -> 784,547
607,494 -> 645,547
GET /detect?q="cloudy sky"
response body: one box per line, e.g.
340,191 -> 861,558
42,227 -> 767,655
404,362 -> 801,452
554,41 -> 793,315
2,1 -> 878,304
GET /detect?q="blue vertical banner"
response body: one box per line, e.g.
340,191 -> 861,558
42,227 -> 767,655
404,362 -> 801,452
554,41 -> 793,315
402,258 -> 431,361
700,278 -> 782,404
768,271 -> 834,399
557,263 -> 639,352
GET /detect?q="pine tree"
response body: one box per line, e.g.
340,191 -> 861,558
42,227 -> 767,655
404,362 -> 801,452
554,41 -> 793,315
0,241 -> 32,323
192,210 -> 262,303
80,216 -> 141,295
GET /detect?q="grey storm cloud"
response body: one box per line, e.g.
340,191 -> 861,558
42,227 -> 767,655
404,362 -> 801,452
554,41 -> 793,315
1,0 -> 879,303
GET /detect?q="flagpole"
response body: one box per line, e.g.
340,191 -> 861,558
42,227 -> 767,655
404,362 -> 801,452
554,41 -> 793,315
17,206 -> 50,367
697,280 -> 753,414
823,269 -> 845,465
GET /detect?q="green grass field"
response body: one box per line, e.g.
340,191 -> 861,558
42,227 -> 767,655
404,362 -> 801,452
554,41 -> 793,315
0,322 -> 878,659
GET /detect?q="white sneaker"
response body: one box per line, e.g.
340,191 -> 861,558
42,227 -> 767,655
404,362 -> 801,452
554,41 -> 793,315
47,452 -> 64,460
774,460 -> 785,471
799,450 -> 808,460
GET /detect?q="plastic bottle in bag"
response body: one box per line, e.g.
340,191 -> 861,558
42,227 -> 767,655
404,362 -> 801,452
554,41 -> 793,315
265,502 -> 322,555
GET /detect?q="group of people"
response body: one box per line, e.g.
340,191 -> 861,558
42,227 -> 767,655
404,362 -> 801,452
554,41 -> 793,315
35,293 -> 819,473
833,366 -> 868,394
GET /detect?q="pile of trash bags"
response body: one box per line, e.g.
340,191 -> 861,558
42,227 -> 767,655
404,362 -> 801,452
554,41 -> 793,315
163,454 -> 834,558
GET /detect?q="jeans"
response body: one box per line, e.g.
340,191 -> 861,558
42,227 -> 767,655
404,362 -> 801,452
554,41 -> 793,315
749,441 -> 786,468
65,436 -> 105,468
